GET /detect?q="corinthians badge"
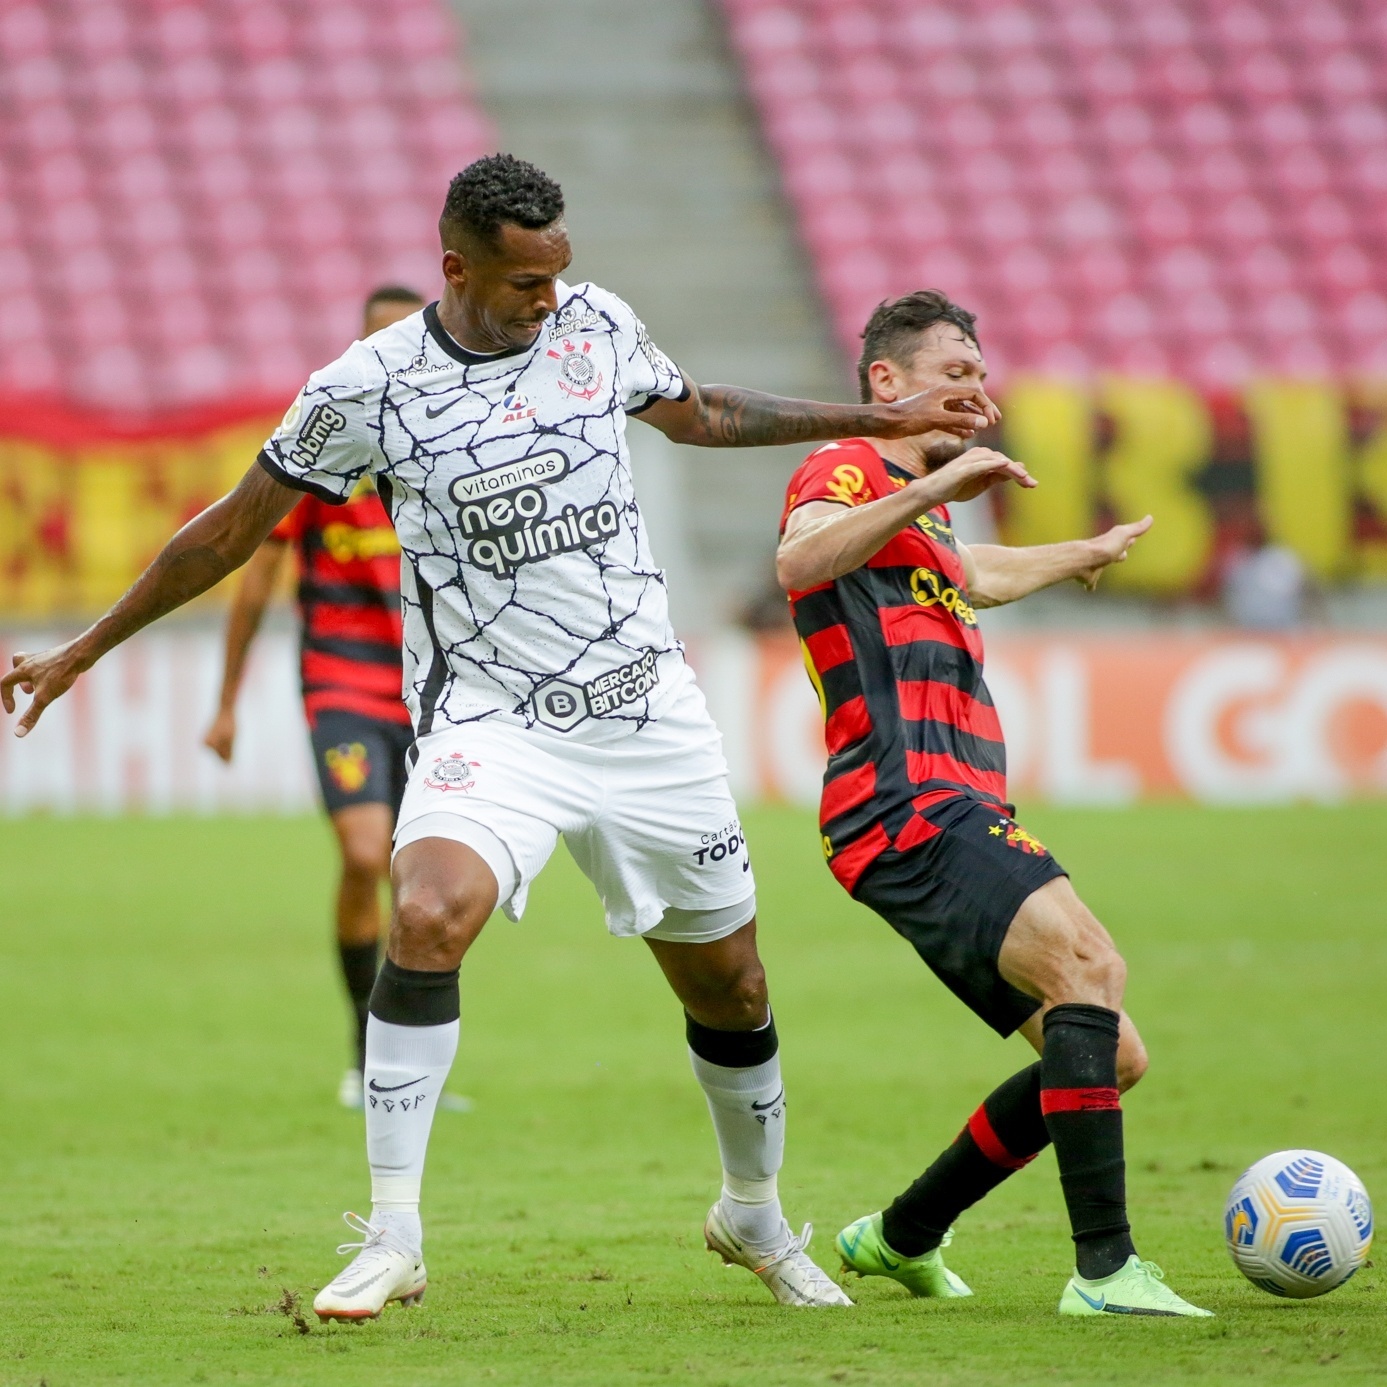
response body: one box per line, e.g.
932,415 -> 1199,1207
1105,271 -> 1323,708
423,753 -> 480,792
548,338 -> 603,400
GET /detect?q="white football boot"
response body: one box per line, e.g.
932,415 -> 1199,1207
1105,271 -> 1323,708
704,1203 -> 854,1307
313,1212 -> 427,1322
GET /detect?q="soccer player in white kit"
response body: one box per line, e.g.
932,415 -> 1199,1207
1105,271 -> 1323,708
3,155 -> 995,1318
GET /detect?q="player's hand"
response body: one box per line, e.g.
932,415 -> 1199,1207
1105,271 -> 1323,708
881,382 -> 1000,439
203,708 -> 237,762
1076,516 -> 1154,590
908,447 -> 1037,507
1,640 -> 91,738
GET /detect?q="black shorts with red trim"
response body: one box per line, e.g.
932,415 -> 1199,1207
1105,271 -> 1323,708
851,794 -> 1067,1038
309,709 -> 413,818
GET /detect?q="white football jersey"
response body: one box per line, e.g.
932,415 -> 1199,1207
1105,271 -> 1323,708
259,282 -> 692,744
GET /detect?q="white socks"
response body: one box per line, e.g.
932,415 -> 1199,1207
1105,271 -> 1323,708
364,1015 -> 460,1254
689,1049 -> 788,1251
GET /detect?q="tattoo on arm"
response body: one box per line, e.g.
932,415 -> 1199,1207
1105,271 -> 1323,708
690,385 -> 874,448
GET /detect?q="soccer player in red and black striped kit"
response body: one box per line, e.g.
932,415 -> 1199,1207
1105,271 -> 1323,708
205,286 -> 457,1110
777,291 -> 1211,1318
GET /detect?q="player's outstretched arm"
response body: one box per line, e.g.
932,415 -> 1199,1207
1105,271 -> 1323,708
202,538 -> 290,763
776,448 -> 1035,592
637,376 -> 998,448
959,516 -> 1154,608
2,463 -> 301,738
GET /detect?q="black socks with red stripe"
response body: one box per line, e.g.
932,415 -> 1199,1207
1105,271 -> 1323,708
880,1003 -> 1135,1277
1041,1003 -> 1135,1279
881,1062 -> 1051,1257
338,939 -> 380,1071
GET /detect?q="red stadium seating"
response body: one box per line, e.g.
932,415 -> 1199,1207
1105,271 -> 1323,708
720,0 -> 1387,386
0,0 -> 492,410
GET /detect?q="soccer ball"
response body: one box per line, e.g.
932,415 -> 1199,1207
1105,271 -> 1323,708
1224,1150 -> 1373,1298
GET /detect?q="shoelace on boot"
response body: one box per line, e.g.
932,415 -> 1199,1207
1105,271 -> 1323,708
335,1210 -> 388,1257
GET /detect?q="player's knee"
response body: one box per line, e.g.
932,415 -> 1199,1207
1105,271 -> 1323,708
393,880 -> 479,959
693,958 -> 768,1030
340,834 -> 389,884
335,815 -> 392,883
1051,937 -> 1125,1009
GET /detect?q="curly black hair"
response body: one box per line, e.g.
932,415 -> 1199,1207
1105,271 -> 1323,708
440,153 -> 565,248
857,290 -> 979,402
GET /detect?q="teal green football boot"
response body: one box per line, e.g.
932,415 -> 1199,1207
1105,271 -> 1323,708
1058,1257 -> 1213,1318
836,1212 -> 973,1298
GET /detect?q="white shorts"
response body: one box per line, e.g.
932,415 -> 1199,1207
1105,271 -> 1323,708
393,673 -> 755,943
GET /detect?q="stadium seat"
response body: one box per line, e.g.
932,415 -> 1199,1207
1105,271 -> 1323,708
0,0 -> 492,409
720,0 -> 1387,381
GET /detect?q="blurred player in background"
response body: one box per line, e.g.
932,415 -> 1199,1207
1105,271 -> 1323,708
777,291 -> 1211,1319
205,284 -> 447,1111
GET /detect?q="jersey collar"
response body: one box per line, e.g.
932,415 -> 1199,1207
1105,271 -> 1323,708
423,302 -> 536,366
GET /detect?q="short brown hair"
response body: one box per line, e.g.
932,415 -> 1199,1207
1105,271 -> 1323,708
364,284 -> 424,313
857,290 -> 979,402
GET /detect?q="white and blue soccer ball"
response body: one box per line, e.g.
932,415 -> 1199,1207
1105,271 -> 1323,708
1225,1150 -> 1373,1298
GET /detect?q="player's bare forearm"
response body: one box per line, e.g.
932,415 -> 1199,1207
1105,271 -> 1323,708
777,449 -> 1036,592
638,377 -> 997,448
214,540 -> 288,712
2,463 -> 300,736
963,516 -> 1154,607
84,467 -> 296,664
778,490 -> 933,591
964,541 -> 1101,607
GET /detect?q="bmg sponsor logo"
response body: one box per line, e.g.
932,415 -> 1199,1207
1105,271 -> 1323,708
532,649 -> 662,732
290,403 -> 347,468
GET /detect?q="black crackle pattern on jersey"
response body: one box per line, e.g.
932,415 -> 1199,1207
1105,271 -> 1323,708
259,281 -> 690,745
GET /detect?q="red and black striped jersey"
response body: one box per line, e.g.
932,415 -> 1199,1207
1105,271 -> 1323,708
780,439 -> 1007,892
271,480 -> 409,728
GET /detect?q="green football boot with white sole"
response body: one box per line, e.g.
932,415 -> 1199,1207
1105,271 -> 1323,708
1058,1256 -> 1213,1318
836,1212 -> 973,1298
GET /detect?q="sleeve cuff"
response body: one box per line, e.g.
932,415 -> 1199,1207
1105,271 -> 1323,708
626,377 -> 691,416
256,448 -> 353,506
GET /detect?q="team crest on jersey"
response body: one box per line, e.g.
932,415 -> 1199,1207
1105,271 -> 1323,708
988,819 -> 1048,855
325,742 -> 370,793
501,390 -> 537,424
424,753 -> 480,792
548,339 -> 603,400
825,463 -> 868,506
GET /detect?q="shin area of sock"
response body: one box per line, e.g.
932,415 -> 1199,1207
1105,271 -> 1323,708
686,1012 -> 787,1249
362,960 -> 460,1249
1040,1003 -> 1135,1278
882,1062 -> 1049,1258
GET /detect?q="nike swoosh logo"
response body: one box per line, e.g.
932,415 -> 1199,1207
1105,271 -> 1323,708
368,1077 -> 426,1093
751,1089 -> 785,1111
1075,1287 -> 1106,1311
424,398 -> 465,419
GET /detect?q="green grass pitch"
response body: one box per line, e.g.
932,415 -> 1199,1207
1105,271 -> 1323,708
1,804 -> 1383,1386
